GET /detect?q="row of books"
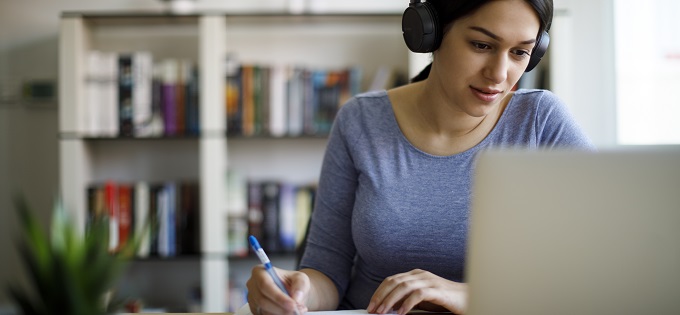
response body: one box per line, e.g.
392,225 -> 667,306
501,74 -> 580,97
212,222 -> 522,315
225,56 -> 363,137
87,180 -> 201,258
226,174 -> 317,257
83,51 -> 405,139
84,51 -> 200,138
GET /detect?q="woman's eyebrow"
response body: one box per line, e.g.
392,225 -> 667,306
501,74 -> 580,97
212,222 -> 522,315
468,26 -> 536,45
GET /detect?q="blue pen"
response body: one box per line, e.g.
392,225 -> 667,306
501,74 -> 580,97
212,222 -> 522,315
249,235 -> 301,315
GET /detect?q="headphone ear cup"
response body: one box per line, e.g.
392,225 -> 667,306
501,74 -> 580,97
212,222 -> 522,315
526,30 -> 550,72
402,2 -> 441,53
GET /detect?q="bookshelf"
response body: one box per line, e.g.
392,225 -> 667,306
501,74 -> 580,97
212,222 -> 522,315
59,10 -> 414,312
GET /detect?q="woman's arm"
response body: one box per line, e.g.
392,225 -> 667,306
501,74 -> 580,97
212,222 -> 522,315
300,268 -> 340,311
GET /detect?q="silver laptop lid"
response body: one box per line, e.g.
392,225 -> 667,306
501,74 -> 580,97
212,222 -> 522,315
466,147 -> 680,315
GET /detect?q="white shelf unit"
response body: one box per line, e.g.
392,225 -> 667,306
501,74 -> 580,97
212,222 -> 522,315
59,13 -> 227,312
59,11 -> 414,312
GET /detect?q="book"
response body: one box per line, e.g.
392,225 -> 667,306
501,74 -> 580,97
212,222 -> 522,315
104,181 -> 119,252
135,181 -> 151,258
157,183 -> 178,257
260,181 -> 281,252
287,67 -> 305,136
278,183 -> 297,252
241,65 -> 255,136
186,64 -> 200,135
161,59 -> 179,136
147,64 -> 165,137
148,183 -> 164,256
86,184 -> 106,226
117,184 -> 133,251
269,64 -> 288,137
176,59 -> 191,136
85,51 -> 103,136
164,182 -> 177,257
132,52 -> 154,137
103,52 -> 120,137
118,54 -> 135,137
178,181 -> 200,255
247,182 -> 264,245
225,55 -> 242,135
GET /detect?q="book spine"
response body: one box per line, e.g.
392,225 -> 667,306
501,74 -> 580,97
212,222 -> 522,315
158,186 -> 169,257
85,51 -> 101,137
104,181 -> 119,252
118,54 -> 134,137
161,59 -> 178,136
149,184 -> 162,256
104,52 -> 120,137
278,183 -> 297,252
117,184 -> 133,251
225,57 -> 242,136
242,65 -> 255,136
261,181 -> 281,252
135,181 -> 151,258
166,182 -> 177,257
247,182 -> 264,245
133,52 -> 154,137
176,60 -> 189,136
187,65 -> 200,135
269,64 -> 288,137
287,67 -> 304,136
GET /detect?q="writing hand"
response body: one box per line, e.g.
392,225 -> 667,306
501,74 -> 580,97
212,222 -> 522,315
367,269 -> 468,315
246,266 -> 309,315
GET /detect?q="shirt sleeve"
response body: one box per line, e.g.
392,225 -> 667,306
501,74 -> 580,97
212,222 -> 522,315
298,100 -> 360,302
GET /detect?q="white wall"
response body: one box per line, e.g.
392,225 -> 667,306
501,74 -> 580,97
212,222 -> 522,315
552,0 -> 617,147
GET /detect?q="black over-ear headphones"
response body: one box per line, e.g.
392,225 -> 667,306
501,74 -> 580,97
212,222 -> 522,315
402,0 -> 550,72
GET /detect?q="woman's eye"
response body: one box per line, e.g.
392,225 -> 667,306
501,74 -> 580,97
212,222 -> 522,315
471,42 -> 490,50
513,50 -> 531,58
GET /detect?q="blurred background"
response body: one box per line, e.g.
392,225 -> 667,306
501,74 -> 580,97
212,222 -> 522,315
1,0 -> 678,313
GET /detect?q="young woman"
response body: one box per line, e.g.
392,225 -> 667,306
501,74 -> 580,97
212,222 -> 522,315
246,1 -> 594,314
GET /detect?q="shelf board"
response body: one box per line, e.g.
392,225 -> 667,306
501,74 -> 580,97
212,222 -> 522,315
58,133 -> 329,141
61,10 -> 401,19
226,134 -> 329,140
59,133 -> 201,141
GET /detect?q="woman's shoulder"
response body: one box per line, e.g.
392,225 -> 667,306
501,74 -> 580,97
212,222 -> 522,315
511,88 -> 561,107
337,90 -> 391,120
331,90 -> 394,137
507,88 -> 570,117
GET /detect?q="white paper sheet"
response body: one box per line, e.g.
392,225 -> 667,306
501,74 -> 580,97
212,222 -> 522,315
235,303 -> 450,315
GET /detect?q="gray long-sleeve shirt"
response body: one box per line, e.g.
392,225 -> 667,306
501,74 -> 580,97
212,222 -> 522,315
299,89 -> 595,310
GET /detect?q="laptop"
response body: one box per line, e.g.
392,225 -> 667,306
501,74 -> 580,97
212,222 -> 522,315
466,147 -> 680,315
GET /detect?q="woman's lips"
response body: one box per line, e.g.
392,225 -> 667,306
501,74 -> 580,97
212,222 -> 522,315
470,86 -> 502,102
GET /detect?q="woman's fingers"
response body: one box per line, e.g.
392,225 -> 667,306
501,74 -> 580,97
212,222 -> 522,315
368,269 -> 468,315
247,266 -> 307,315
368,269 -> 430,313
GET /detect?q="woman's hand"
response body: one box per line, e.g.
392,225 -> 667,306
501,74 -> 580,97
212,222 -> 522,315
246,266 -> 309,315
367,269 -> 468,315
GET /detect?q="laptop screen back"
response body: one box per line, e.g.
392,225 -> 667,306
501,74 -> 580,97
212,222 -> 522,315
466,147 -> 680,315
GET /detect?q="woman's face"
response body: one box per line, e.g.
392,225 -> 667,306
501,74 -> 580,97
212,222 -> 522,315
430,0 -> 540,117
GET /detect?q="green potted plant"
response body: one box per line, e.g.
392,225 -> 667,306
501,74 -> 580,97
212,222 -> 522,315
6,195 -> 142,315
